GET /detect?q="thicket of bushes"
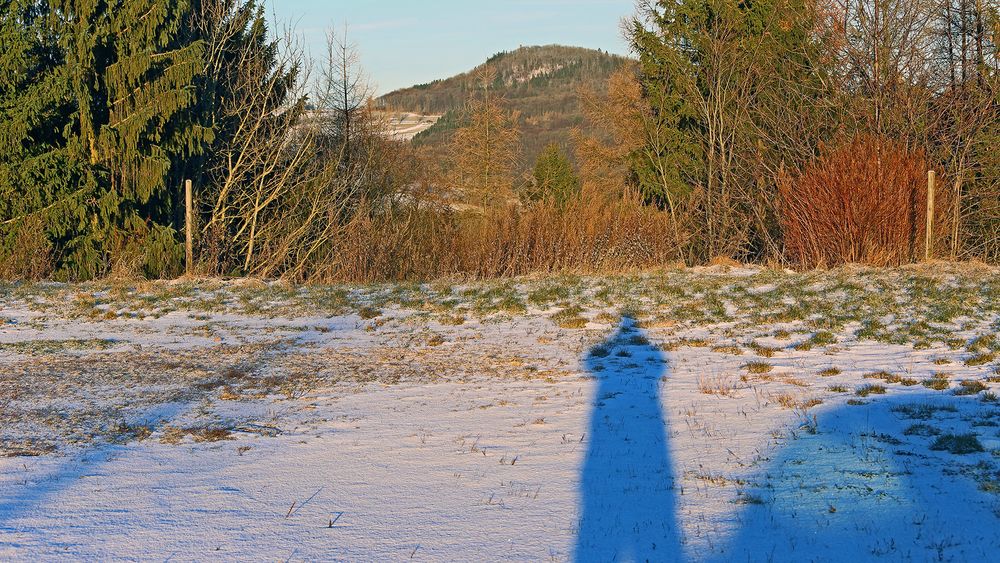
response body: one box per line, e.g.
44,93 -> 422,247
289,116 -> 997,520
624,0 -> 1000,267
297,193 -> 679,283
2,0 -> 999,283
779,137 -> 939,268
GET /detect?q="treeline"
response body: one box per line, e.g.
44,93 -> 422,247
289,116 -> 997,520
621,0 -> 1000,266
0,0 -> 410,281
380,46 -> 626,115
2,0 -> 1000,282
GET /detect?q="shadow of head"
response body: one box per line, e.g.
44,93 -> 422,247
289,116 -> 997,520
575,317 -> 681,562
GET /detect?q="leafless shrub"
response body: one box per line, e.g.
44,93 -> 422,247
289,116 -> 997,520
779,135 -> 944,267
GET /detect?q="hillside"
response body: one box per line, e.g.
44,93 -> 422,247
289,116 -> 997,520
378,45 -> 630,175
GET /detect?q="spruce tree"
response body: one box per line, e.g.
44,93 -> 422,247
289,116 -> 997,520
0,0 -> 78,275
61,0 -> 209,277
629,0 -> 830,260
525,143 -> 581,207
1,0 -> 211,279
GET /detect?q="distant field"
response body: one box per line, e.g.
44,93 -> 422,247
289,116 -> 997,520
2,265 -> 999,561
381,112 -> 441,141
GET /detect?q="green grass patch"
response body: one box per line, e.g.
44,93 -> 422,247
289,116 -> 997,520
590,345 -> 611,359
748,342 -> 780,358
967,334 -> 998,353
743,362 -> 774,375
358,306 -> 382,320
856,384 -> 887,397
930,433 -> 985,455
527,284 -> 571,306
863,370 -> 919,386
0,338 -> 118,355
965,353 -> 996,367
551,305 -> 587,329
891,403 -> 958,420
922,374 -> 951,391
903,423 -> 941,437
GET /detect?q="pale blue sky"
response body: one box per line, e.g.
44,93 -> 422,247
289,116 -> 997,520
265,0 -> 636,95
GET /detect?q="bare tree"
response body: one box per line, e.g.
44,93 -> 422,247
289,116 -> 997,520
190,1 -> 319,274
316,25 -> 376,169
829,0 -> 939,136
448,65 -> 522,207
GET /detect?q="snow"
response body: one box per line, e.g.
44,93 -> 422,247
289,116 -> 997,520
1,267 -> 999,561
381,112 -> 441,141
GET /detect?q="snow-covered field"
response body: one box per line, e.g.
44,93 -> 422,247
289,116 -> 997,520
382,112 -> 441,141
2,265 -> 999,561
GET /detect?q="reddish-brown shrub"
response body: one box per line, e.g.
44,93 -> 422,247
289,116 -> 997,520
779,136 -> 931,267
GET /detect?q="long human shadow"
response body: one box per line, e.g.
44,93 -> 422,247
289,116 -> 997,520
575,317 -> 681,562
712,390 -> 1000,562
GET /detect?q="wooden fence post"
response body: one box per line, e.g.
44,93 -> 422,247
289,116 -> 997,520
925,170 -> 935,261
185,179 -> 193,276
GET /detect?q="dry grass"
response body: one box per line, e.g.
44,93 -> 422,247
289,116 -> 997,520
965,352 -> 996,367
698,375 -> 740,397
772,392 -> 797,409
711,345 -> 743,355
159,426 -> 234,445
863,370 -> 919,386
856,384 -> 888,397
923,373 -> 952,390
743,361 -> 774,375
954,380 -> 988,396
0,216 -> 53,281
300,192 -> 680,283
748,342 -> 779,358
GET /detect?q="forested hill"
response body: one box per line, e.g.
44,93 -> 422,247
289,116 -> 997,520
378,45 -> 630,170
380,45 -> 627,114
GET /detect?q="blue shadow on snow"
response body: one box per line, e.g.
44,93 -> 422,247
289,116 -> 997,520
573,321 -> 1000,563
575,317 -> 682,562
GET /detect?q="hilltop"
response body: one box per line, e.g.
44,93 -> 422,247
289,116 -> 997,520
378,45 -> 631,174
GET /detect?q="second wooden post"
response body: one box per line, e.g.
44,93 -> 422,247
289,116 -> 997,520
185,179 -> 193,275
925,170 -> 935,261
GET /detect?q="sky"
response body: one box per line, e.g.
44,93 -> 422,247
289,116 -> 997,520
265,0 -> 636,95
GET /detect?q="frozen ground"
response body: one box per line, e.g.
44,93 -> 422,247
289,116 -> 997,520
1,265 -> 999,561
